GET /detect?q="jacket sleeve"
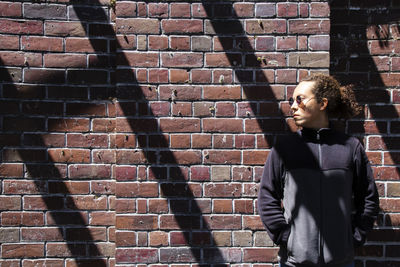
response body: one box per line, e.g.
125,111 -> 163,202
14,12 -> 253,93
257,147 -> 290,245
352,141 -> 380,247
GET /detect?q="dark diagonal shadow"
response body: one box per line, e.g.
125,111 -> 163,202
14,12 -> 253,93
0,3 -> 113,266
0,62 -> 109,265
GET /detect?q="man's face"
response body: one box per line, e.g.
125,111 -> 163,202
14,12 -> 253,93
291,81 -> 326,129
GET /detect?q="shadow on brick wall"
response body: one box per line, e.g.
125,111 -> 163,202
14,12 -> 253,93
1,0 -> 398,265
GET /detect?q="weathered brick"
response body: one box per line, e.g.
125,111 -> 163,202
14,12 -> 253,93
0,196 -> 21,210
288,52 -> 330,68
24,4 -> 66,19
117,18 -> 159,34
2,244 -> 44,258
0,2 -> 22,17
44,54 -> 86,68
246,19 -> 287,34
45,21 -> 86,37
162,19 -> 203,34
0,19 -> 42,34
0,35 -> 19,50
289,19 -> 330,34
277,3 -> 298,17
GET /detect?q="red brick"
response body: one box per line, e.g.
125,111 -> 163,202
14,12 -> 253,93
204,150 -> 241,164
203,215 -> 241,230
66,195 -> 107,210
116,248 -> 158,263
160,118 -> 200,132
235,135 -> 255,149
0,163 -> 23,177
162,19 -> 202,34
44,54 -> 86,68
170,69 -> 189,83
161,52 -> 203,68
68,164 -> 111,179
172,102 -> 192,116
246,19 -> 287,34
148,36 -> 168,51
192,3 -> 208,18
47,149 -> 89,163
24,4 -> 66,19
116,182 -> 158,198
149,69 -> 168,83
170,36 -> 190,50
234,3 -> 254,17
148,199 -> 168,214
243,215 -> 264,230
310,3 -> 330,17
243,150 -> 269,165
170,3 -> 190,17
192,134 -> 212,149
2,212 -> 43,226
213,199 -> 233,213
117,18 -> 159,34
277,36 -> 297,51
45,21 -> 86,37
234,199 -> 254,213
204,183 -> 242,197
0,2 -> 22,17
116,2 -> 136,17
300,3 -> 309,17
21,36 -> 63,52
116,215 -> 158,230
116,231 -> 136,247
160,85 -> 201,100
203,85 -> 241,100
277,3 -> 298,17
216,102 -> 235,117
243,248 -> 279,262
2,244 -> 43,258
203,118 -> 243,133
123,52 -> 159,67
21,228 -> 63,241
115,199 -> 136,213
205,53 -> 242,67
170,134 -> 190,148
0,19 -> 43,34
380,199 -> 400,212
0,35 -> 19,50
289,19 -> 330,34
67,133 -> 108,148
214,134 -> 234,148
4,180 -> 46,194
0,196 -> 21,210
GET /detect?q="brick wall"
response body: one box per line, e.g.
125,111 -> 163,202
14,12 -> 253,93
0,0 -> 398,266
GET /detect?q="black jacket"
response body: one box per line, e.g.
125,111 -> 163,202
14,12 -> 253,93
258,128 -> 379,266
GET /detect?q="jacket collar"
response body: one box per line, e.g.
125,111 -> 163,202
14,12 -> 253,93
299,127 -> 333,141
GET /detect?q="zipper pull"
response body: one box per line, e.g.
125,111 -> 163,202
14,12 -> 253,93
316,132 -> 320,141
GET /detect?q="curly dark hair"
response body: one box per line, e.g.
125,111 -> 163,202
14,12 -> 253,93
301,74 -> 362,119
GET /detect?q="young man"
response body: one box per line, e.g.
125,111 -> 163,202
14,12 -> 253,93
258,74 -> 379,267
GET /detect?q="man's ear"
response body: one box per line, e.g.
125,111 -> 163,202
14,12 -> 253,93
320,98 -> 328,111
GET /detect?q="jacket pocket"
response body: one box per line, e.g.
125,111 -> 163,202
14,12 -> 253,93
286,219 -> 319,265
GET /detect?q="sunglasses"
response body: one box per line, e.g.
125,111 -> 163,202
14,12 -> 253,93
288,95 -> 315,107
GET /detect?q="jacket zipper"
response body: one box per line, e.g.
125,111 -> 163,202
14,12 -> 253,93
317,131 -> 323,266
